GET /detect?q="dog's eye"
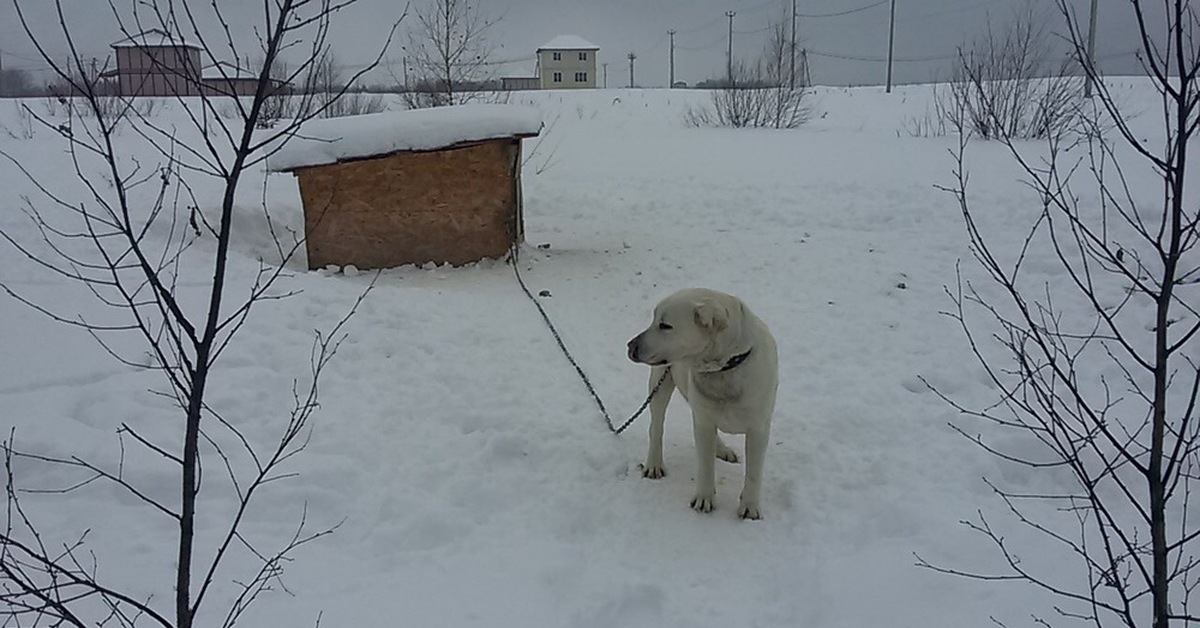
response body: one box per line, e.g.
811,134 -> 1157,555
658,322 -> 673,331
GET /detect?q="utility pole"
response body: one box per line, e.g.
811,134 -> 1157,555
1084,0 -> 1099,97
726,10 -> 736,86
885,0 -> 896,93
790,0 -> 797,90
602,62 -> 608,88
627,52 -> 636,88
668,29 -> 676,88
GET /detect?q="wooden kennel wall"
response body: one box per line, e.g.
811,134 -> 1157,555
288,136 -> 531,270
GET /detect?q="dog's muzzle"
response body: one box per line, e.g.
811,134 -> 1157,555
628,336 -> 667,365
627,336 -> 641,362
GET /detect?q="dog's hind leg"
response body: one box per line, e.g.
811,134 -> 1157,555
641,366 -> 673,479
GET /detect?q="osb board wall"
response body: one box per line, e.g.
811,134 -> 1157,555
296,139 -> 522,269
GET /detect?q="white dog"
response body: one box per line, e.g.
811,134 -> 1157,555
627,288 -> 778,519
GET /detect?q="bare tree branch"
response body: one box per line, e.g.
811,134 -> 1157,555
0,2 -> 397,627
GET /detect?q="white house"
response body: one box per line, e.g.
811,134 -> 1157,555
536,35 -> 599,89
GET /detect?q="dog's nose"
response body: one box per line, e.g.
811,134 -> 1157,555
627,337 -> 639,362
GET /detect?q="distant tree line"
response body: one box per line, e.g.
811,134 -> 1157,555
0,68 -> 36,97
0,67 -> 121,98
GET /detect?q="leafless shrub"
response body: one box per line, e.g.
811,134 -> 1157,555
329,89 -> 387,117
252,51 -> 389,128
938,4 -> 1084,140
39,62 -> 148,130
901,80 -> 961,137
308,54 -> 387,118
684,17 -> 812,129
254,58 -> 301,128
685,61 -> 812,129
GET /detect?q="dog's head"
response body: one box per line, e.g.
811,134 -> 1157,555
627,289 -> 739,366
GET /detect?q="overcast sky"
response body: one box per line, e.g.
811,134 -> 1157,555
1,0 -> 1151,88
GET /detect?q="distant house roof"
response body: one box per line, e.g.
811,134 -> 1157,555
202,61 -> 257,81
537,35 -> 599,52
269,103 -> 544,172
111,28 -> 202,50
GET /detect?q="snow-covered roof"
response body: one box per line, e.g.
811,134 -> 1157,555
537,35 -> 599,52
270,104 -> 544,172
111,28 -> 202,50
202,61 -> 257,81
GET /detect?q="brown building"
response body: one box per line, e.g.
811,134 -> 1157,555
110,29 -> 203,97
201,62 -> 271,97
270,104 -> 544,270
108,30 -> 285,98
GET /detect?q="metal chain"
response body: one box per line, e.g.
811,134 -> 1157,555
509,250 -> 669,435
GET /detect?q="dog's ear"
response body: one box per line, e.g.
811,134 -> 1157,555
694,300 -> 729,332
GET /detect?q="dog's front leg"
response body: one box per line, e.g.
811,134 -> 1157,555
642,366 -> 673,479
690,415 -> 718,513
737,423 -> 771,520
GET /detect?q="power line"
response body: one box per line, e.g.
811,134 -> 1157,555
734,25 -> 774,35
737,0 -> 788,16
895,0 -> 990,24
805,0 -> 989,29
675,34 -> 727,52
366,54 -> 536,70
641,31 -> 671,53
727,0 -> 889,38
798,0 -> 888,18
4,64 -> 54,73
806,48 -> 956,63
3,50 -> 51,63
674,0 -> 777,38
676,14 -> 725,34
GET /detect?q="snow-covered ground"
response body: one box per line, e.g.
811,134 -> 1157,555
0,82 -> 1166,627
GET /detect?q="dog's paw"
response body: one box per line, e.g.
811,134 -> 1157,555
736,499 -> 762,520
715,444 -> 739,464
690,493 -> 716,513
640,463 -> 666,479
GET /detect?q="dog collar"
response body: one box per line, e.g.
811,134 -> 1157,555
718,349 -> 752,372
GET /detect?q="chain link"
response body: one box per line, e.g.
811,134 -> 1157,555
509,249 -> 668,435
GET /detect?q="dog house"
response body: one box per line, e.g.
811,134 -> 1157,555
271,104 -> 543,269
